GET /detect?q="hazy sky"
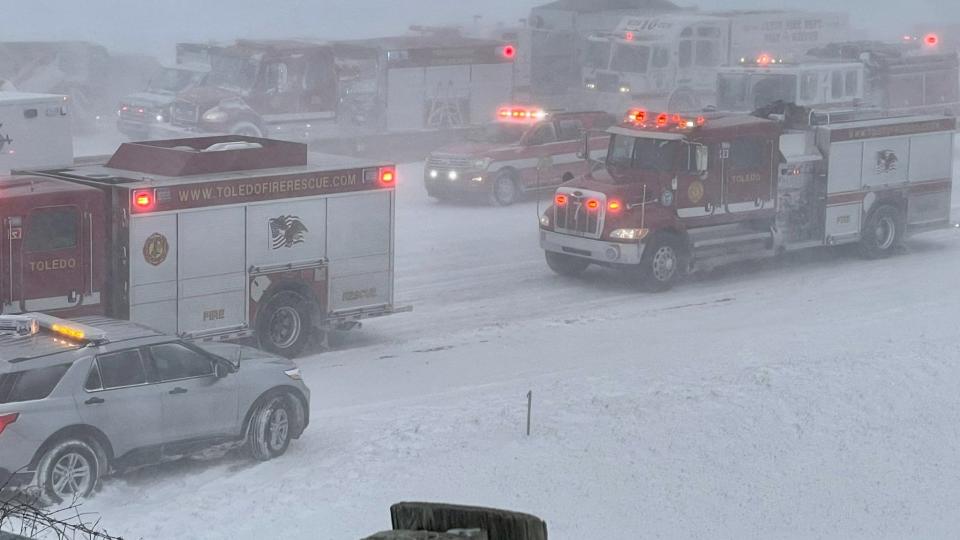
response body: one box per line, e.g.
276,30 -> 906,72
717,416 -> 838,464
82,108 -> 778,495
3,0 -> 955,58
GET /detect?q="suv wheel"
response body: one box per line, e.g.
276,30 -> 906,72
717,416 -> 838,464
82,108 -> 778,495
36,438 -> 103,504
490,171 -> 519,206
257,290 -> 313,358
248,394 -> 294,461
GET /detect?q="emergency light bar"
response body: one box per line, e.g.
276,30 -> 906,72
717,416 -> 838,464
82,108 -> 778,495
625,108 -> 705,129
739,54 -> 785,66
497,107 -> 547,122
0,314 -> 107,344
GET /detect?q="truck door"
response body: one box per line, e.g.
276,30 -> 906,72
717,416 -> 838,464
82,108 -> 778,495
521,121 -> 559,189
251,55 -> 304,117
722,136 -> 776,214
302,49 -> 338,118
12,205 -> 91,313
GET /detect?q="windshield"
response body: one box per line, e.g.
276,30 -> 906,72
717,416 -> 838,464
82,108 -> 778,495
207,53 -> 259,92
148,67 -> 205,93
611,43 -> 649,74
465,123 -> 527,144
584,40 -> 611,69
606,134 -> 678,176
717,73 -> 750,110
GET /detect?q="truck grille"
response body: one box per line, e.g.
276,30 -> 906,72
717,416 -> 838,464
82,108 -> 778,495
553,188 -> 606,239
171,101 -> 199,127
426,155 -> 473,169
596,72 -> 621,93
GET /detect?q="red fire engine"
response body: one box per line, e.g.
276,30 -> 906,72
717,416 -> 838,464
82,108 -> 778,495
424,107 -> 614,205
539,106 -> 955,290
2,136 -> 405,356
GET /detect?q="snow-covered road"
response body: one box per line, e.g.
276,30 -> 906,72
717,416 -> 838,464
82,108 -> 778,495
80,161 -> 960,539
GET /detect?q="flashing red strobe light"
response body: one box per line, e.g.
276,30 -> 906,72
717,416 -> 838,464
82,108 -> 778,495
132,189 -> 155,211
555,193 -> 568,207
586,199 -> 600,211
379,167 -> 396,185
502,44 -> 516,59
924,33 -> 940,46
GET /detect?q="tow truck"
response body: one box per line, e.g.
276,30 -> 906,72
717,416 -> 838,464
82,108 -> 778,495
3,136 -> 406,357
715,40 -> 960,115
424,107 -> 614,205
539,106 -> 955,290
581,10 -> 850,112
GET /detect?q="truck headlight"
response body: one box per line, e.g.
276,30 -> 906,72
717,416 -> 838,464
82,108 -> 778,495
473,158 -> 492,170
585,81 -> 597,90
540,213 -> 552,228
619,86 -> 631,93
155,113 -> 165,123
610,228 -> 649,240
202,109 -> 228,122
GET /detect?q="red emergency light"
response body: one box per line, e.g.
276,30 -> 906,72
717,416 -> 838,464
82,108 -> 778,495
924,33 -> 940,46
625,108 -> 705,129
586,198 -> 600,211
624,31 -> 635,41
625,108 -> 647,124
501,44 -> 516,59
132,189 -> 155,212
554,193 -> 568,207
497,106 -> 546,122
379,167 -> 396,186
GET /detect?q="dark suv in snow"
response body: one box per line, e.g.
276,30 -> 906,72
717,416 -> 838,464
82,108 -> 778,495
0,314 -> 310,503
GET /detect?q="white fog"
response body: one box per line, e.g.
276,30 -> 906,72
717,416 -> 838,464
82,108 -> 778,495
1,0 -> 959,539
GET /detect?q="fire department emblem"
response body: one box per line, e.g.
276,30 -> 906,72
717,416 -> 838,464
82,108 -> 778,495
687,180 -> 705,205
875,150 -> 898,174
0,123 -> 12,153
143,233 -> 169,266
268,215 -> 308,250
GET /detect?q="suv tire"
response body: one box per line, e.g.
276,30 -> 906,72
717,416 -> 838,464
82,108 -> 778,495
36,438 -> 103,505
490,171 -> 519,206
248,394 -> 294,461
257,290 -> 313,358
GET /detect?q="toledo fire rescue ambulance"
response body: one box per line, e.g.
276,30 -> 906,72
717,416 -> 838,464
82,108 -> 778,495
3,136 -> 403,356
539,107 -> 955,290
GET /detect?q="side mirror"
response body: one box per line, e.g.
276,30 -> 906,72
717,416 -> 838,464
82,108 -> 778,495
695,144 -> 709,173
576,132 -> 591,161
215,362 -> 231,379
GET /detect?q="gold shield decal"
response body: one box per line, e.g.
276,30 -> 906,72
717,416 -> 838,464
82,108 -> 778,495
143,233 -> 169,266
687,180 -> 705,205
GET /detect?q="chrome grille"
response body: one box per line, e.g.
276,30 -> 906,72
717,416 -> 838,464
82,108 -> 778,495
596,72 -> 621,93
553,189 -> 606,239
171,101 -> 199,126
426,155 -> 473,169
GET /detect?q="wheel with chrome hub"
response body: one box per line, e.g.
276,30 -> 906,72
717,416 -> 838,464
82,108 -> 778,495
639,234 -> 684,292
36,438 -> 103,504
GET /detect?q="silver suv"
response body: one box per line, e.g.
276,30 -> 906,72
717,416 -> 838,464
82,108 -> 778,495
0,314 -> 310,504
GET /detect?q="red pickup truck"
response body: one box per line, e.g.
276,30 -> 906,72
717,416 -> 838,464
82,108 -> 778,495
424,108 -> 614,205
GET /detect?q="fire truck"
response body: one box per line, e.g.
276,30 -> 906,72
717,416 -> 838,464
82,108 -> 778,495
581,10 -> 850,112
2,136 -> 405,357
539,107 -> 955,290
715,41 -> 960,115
424,107 -> 614,205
